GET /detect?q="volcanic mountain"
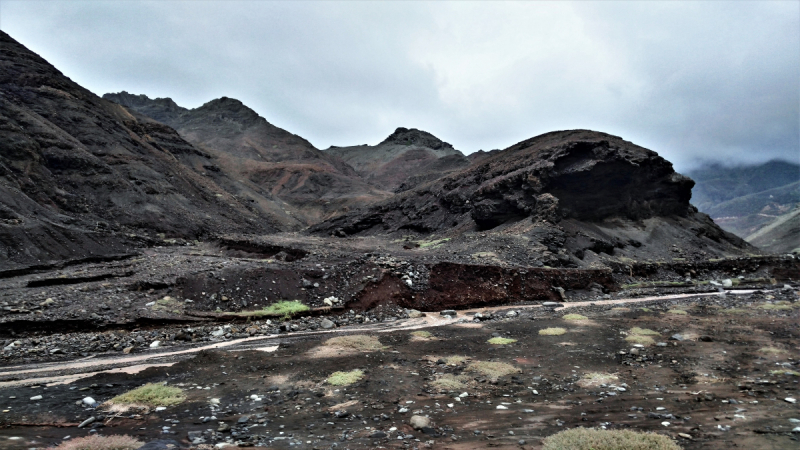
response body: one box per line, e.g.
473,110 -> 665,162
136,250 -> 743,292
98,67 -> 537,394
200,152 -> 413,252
0,31 -> 280,270
325,127 -> 470,192
103,92 -> 392,225
315,129 -> 752,268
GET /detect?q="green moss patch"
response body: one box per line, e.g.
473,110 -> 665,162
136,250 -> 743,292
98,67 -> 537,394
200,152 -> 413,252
562,314 -> 588,321
539,327 -> 567,336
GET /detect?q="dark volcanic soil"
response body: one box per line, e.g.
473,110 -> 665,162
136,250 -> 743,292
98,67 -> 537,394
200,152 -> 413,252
1,289 -> 798,449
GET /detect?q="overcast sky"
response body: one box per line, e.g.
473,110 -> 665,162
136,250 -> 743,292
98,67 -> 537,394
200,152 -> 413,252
1,1 -> 798,171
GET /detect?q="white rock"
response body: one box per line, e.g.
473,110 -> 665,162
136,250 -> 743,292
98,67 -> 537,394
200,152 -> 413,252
215,444 -> 233,449
398,407 -> 409,413
405,279 -> 413,287
459,392 -> 469,398
155,406 -> 167,412
82,397 -> 96,407
532,390 -> 539,395
793,427 -> 800,433
146,301 -> 156,307
30,395 -> 42,401
209,398 -> 220,404
77,417 -> 95,428
323,298 -> 333,307
496,405 -> 508,410
661,421 -> 670,426
722,279 -> 733,288
785,397 -> 797,404
447,403 -> 454,408
150,341 -> 161,348
409,415 -> 431,429
211,328 -> 225,337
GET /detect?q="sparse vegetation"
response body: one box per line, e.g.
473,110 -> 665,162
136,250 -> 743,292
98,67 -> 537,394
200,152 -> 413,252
758,301 -> 794,311
430,374 -> 470,391
721,308 -> 748,315
47,434 -> 144,450
629,327 -> 660,336
152,296 -> 182,314
626,335 -> 656,345
411,330 -> 433,339
759,347 -> 787,355
563,314 -> 588,320
667,309 -> 688,315
578,372 -> 619,388
324,335 -> 386,351
108,383 -> 185,408
418,238 -> 450,249
487,337 -> 517,344
327,369 -> 364,386
542,427 -> 682,450
539,327 -> 567,336
770,370 -> 800,376
445,355 -> 469,365
228,300 -> 310,319
466,361 -> 521,381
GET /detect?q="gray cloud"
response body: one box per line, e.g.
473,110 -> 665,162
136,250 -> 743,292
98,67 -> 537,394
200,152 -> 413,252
1,0 -> 797,170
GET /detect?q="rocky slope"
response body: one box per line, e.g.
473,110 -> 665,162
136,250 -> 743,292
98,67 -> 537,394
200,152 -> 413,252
103,92 -> 392,225
689,160 -> 799,253
0,31 -> 277,270
314,130 -> 752,268
325,127 -> 470,192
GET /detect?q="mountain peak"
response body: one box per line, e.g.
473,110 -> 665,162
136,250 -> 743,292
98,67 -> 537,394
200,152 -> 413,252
379,127 -> 453,150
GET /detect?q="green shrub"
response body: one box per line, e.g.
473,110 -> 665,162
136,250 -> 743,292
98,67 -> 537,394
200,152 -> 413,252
542,427 -> 682,450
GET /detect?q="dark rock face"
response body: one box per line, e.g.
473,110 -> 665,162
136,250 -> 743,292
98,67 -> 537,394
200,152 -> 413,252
317,130 -> 697,234
0,31 -> 273,270
326,127 -> 470,192
104,92 -> 391,226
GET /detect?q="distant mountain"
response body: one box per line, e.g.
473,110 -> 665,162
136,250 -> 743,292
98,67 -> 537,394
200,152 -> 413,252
689,160 -> 799,253
325,127 -> 470,192
0,31 -> 275,270
103,92 -> 391,225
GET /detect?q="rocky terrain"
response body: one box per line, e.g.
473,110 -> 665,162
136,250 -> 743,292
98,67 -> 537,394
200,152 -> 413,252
325,127 -> 470,192
689,161 -> 799,253
0,30 -> 798,450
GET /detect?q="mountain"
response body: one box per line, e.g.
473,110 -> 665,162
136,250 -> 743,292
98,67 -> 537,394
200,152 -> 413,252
103,92 -> 391,225
0,31 -> 281,270
314,130 -> 751,268
689,160 -> 799,253
325,127 -> 470,192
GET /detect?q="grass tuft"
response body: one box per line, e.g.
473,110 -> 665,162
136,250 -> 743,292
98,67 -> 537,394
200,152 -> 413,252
539,327 -> 567,336
770,370 -> 800,376
411,330 -> 433,339
759,347 -> 787,355
227,300 -> 310,319
542,427 -> 682,450
625,335 -> 656,346
563,314 -> 588,321
327,369 -> 364,386
324,335 -> 386,351
108,383 -> 185,408
445,355 -> 469,365
629,327 -> 660,336
47,434 -> 144,450
721,308 -> 748,315
487,337 -> 517,345
430,374 -> 470,391
466,361 -> 521,381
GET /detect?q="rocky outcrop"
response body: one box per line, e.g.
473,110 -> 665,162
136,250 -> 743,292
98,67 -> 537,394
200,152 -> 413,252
104,92 -> 392,225
314,130 -> 751,267
326,127 -> 470,192
0,31 -> 275,270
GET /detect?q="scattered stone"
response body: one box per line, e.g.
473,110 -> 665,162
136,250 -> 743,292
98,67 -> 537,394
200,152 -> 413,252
678,433 -> 692,439
78,417 -> 95,428
496,405 -> 508,410
30,395 -> 42,401
669,334 -> 685,341
123,346 -> 134,354
785,397 -> 797,404
150,341 -> 161,348
440,310 -> 457,317
722,279 -> 733,288
407,309 -> 423,318
320,319 -> 335,329
82,397 -> 97,407
238,415 -> 250,424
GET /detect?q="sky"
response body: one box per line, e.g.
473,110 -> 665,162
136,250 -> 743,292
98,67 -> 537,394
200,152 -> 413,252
1,1 -> 798,171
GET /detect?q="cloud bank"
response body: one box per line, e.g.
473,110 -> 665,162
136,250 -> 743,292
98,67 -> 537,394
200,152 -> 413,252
1,1 -> 797,170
